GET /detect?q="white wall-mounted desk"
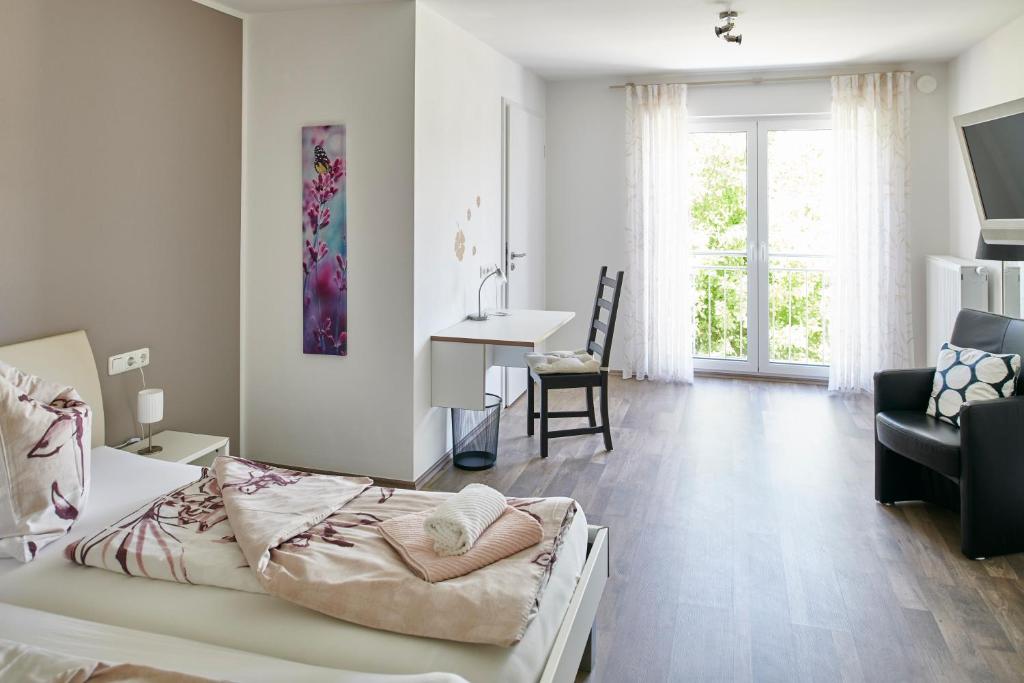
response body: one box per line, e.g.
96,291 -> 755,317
431,309 -> 574,409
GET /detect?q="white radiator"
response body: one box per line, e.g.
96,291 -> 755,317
926,256 -> 989,365
1004,265 -> 1021,318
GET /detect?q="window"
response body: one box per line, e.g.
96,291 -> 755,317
689,117 -> 832,377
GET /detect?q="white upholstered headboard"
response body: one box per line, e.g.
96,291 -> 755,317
0,331 -> 106,448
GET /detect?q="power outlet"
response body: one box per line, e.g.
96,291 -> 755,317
108,347 -> 150,376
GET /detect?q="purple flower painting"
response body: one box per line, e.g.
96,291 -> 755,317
302,125 -> 347,356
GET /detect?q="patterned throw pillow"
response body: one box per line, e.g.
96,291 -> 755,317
0,361 -> 91,562
926,343 -> 1021,427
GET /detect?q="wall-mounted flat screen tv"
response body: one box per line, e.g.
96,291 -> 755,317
956,96 -> 1024,244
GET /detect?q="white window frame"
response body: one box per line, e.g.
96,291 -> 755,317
690,114 -> 832,380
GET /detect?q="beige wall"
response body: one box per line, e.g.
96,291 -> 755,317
0,0 -> 242,448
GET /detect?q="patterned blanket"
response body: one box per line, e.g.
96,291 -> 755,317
66,456 -> 576,646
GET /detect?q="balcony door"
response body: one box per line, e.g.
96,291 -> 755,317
689,117 -> 831,378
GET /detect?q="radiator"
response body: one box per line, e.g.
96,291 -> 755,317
926,256 -> 989,365
1004,265 -> 1021,318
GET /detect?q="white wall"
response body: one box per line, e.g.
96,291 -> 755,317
948,12 -> 1024,311
546,65 -> 950,366
412,5 -> 545,479
242,2 -> 417,480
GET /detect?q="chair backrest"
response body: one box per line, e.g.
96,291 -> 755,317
950,308 -> 1024,393
585,266 -> 625,368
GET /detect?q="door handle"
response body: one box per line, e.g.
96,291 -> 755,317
511,251 -> 527,259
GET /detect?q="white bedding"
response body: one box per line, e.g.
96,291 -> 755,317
0,603 -> 466,682
0,447 -> 588,683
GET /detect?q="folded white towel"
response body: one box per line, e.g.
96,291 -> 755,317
423,483 -> 508,557
525,349 -> 601,374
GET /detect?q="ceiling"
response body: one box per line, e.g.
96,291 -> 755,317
206,0 -> 1024,80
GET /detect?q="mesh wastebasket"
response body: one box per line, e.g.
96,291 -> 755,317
451,393 -> 501,470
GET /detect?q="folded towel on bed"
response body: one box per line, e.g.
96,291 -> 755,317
525,349 -> 600,374
423,483 -> 507,556
379,507 -> 543,582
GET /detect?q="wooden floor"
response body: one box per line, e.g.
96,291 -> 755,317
426,376 -> 1024,682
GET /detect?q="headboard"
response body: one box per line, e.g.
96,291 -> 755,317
0,331 -> 106,448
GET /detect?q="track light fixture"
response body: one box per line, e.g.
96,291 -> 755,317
715,10 -> 742,45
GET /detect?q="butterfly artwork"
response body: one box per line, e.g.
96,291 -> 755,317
302,125 -> 347,356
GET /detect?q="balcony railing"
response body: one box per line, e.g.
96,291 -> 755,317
691,253 -> 831,365
767,257 -> 830,365
692,252 -> 748,360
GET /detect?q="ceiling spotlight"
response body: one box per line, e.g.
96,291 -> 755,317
715,10 -> 742,45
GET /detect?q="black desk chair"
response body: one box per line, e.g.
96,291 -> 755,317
875,308 -> 1024,559
527,267 -> 624,458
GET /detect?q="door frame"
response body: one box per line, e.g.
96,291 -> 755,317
690,114 -> 831,379
689,119 -> 759,375
755,115 -> 831,379
501,97 -> 546,406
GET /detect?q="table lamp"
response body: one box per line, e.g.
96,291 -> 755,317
137,388 -> 164,454
468,266 -> 507,321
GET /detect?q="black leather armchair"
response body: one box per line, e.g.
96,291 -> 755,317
874,308 -> 1024,559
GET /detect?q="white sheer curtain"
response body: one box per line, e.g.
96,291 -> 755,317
828,72 -> 914,392
621,84 -> 693,383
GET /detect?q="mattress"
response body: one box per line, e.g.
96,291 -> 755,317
0,603 -> 466,683
0,447 -> 588,683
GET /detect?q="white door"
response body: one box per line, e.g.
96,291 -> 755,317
502,100 -> 546,406
689,116 -> 832,379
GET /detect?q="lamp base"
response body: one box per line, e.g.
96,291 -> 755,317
138,445 -> 163,455
467,313 -> 489,321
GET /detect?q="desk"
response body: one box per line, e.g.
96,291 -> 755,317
431,309 -> 574,409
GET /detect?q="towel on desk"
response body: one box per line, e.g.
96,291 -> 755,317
525,349 -> 601,374
423,483 -> 507,556
380,507 -> 543,582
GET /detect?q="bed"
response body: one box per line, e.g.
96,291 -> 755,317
0,331 -> 609,683
0,603 -> 466,683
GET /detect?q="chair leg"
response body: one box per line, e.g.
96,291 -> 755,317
527,375 -> 535,437
540,384 -> 549,459
586,387 -> 596,427
600,374 -> 612,451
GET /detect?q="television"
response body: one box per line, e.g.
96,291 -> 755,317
955,96 -> 1024,244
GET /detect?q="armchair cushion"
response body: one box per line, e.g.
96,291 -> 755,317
876,410 -> 960,479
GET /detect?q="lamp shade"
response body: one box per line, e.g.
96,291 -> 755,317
137,388 -> 164,425
976,233 -> 1024,261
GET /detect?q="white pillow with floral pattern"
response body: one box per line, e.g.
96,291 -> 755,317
0,361 -> 91,561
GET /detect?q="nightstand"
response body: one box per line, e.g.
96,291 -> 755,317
122,430 -> 230,465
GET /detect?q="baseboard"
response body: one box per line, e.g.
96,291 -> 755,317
414,451 -> 452,489
607,368 -> 826,385
694,370 -> 828,385
259,459 -> 418,490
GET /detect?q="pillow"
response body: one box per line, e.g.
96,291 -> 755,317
926,342 -> 1021,428
525,349 -> 601,374
0,361 -> 91,561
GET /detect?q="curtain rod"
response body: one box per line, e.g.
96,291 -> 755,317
608,70 -> 914,90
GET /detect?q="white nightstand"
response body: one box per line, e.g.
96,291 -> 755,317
122,431 -> 230,465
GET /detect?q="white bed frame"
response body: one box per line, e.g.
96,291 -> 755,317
0,331 -> 609,682
541,525 -> 609,682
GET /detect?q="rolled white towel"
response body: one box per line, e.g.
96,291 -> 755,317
423,483 -> 508,556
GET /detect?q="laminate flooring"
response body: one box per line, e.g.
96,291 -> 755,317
426,376 -> 1024,682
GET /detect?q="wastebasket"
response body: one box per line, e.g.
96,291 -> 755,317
451,393 -> 501,471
